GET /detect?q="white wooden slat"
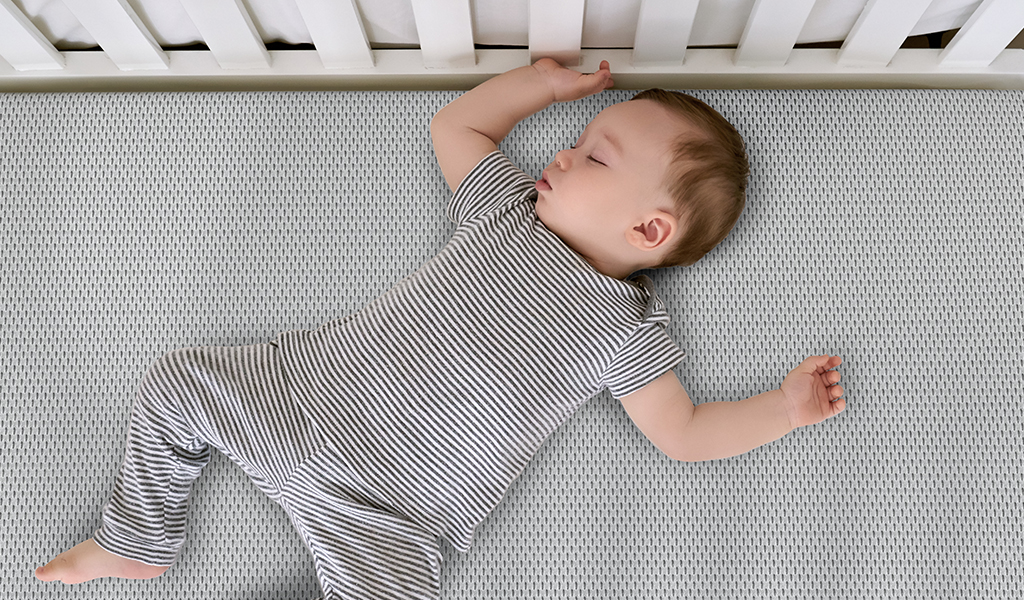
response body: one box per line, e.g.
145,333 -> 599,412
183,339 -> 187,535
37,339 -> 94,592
939,0 -> 1024,67
409,0 -> 475,68
735,0 -> 818,66
178,0 -> 270,69
61,0 -> 167,70
529,0 -> 585,66
838,0 -> 934,67
0,0 -> 64,70
632,0 -> 700,66
3,49 -> 1024,92
295,0 -> 373,69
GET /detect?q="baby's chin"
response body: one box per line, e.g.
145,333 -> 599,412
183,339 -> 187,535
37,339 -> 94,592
532,192 -> 557,229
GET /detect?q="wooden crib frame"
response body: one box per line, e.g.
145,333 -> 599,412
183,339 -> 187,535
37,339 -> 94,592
2,0 -> 1023,92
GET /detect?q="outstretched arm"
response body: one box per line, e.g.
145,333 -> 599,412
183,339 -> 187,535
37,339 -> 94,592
620,356 -> 846,462
430,58 -> 614,193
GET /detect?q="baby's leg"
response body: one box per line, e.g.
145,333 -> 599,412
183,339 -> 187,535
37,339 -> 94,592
36,348 -> 214,583
36,342 -> 324,587
281,446 -> 443,600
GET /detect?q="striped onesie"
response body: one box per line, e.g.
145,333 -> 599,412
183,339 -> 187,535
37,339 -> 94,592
95,151 -> 686,600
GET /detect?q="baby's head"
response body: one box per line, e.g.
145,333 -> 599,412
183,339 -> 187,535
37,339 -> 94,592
535,90 -> 748,278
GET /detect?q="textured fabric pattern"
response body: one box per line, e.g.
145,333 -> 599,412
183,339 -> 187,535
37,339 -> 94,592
2,90 -> 1022,600
278,150 -> 684,554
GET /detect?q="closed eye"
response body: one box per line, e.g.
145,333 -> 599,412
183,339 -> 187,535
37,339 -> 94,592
569,144 -> 605,166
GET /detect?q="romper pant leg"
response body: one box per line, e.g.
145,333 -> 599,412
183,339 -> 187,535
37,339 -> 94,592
94,342 -> 443,600
280,445 -> 443,600
94,343 -> 324,566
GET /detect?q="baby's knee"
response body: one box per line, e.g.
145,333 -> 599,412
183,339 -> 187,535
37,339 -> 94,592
142,347 -> 189,386
137,347 -> 205,413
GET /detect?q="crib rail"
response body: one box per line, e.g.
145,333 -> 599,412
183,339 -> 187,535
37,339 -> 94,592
2,0 -> 1023,91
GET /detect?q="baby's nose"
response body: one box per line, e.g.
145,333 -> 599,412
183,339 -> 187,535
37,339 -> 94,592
554,148 -> 572,169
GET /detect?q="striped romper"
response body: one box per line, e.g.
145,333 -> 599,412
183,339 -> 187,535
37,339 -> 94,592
94,151 -> 686,600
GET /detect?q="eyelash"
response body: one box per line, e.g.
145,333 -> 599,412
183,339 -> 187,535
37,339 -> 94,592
570,145 -> 605,166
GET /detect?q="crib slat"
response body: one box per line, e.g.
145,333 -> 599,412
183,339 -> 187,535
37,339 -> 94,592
0,0 -> 64,70
939,0 -> 1024,67
529,0 -> 585,66
838,0 -> 933,67
632,0 -> 699,66
3,49 -> 1023,92
295,0 -> 373,68
409,0 -> 475,68
735,0 -> 817,66
178,0 -> 270,69
61,0 -> 167,70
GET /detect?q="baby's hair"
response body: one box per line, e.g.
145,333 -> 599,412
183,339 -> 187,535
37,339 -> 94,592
630,89 -> 749,268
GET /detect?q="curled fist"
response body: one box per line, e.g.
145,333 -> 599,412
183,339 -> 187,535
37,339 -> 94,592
780,355 -> 847,429
532,58 -> 615,103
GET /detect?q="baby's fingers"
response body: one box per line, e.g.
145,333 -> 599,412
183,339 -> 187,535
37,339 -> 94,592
797,354 -> 836,376
830,395 -> 847,416
818,354 -> 841,370
581,62 -> 614,94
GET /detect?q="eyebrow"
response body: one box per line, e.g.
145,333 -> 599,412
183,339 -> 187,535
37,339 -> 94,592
601,131 -> 624,157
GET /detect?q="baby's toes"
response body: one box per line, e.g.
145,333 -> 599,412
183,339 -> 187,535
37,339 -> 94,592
35,555 -> 77,583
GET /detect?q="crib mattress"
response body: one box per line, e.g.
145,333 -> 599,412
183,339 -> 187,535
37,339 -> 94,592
2,88 -> 1022,599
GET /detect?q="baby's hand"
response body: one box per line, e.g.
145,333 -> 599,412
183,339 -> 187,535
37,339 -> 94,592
532,58 -> 614,103
780,355 -> 846,429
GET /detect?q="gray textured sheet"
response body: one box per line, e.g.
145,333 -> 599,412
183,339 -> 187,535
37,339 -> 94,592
2,90 -> 1022,599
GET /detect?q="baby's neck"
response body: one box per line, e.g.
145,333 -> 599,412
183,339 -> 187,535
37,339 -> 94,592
574,249 -> 647,281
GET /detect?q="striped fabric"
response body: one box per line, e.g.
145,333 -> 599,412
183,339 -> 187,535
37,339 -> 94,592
93,151 -> 685,600
277,151 -> 687,554
94,344 -> 316,568
95,344 -> 444,600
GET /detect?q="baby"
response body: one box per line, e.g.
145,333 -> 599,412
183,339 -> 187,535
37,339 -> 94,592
35,59 -> 846,599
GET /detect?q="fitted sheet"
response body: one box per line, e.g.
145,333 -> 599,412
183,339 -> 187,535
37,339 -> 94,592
2,89 -> 1022,599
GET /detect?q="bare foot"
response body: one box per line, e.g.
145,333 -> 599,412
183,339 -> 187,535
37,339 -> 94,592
35,538 -> 169,584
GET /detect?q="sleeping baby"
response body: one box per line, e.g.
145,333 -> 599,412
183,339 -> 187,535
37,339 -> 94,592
36,58 -> 846,600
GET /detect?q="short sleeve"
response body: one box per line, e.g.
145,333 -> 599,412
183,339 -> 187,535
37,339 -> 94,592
601,276 -> 687,399
446,151 -> 538,226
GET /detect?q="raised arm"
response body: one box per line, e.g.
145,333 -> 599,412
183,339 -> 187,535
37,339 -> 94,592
619,356 -> 846,462
430,58 -> 614,193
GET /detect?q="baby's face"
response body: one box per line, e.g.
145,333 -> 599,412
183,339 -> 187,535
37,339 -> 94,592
534,99 -> 683,267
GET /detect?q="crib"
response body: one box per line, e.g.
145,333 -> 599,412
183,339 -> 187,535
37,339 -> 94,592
2,0 -> 1023,91
4,2 -> 1024,600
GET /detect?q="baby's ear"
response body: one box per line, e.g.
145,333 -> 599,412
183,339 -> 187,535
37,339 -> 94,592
628,210 -> 679,252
